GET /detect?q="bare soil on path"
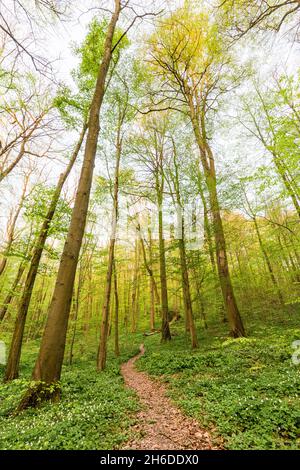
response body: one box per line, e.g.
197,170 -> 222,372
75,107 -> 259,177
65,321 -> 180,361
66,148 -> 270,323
121,344 -> 218,450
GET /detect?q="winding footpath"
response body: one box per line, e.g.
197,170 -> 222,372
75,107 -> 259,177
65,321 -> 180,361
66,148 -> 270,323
121,344 -> 218,450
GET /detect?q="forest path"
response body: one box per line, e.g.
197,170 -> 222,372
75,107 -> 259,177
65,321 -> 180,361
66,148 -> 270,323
121,344 -> 216,450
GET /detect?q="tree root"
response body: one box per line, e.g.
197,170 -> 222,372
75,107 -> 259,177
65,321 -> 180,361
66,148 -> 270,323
14,381 -> 61,415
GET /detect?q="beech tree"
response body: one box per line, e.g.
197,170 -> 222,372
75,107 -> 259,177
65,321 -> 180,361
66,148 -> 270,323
17,1 -> 123,409
4,125 -> 87,382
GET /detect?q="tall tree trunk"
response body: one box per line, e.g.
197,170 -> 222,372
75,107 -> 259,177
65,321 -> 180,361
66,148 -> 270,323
198,154 -> 225,322
187,95 -> 245,337
4,123 -> 87,382
157,177 -> 171,342
205,149 -> 245,336
17,3 -> 121,409
168,143 -> 198,347
97,121 -> 122,371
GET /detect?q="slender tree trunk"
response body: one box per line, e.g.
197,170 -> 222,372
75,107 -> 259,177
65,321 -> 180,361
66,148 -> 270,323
281,232 -> 300,283
84,262 -> 94,334
149,276 -> 155,331
69,259 -> 85,366
131,239 -> 139,333
113,260 -> 120,357
26,274 -> 47,341
17,3 -> 121,409
253,217 -> 284,305
135,269 -> 141,328
197,171 -> 216,276
4,124 -> 87,382
197,155 -> 225,322
97,239 -> 116,370
157,177 -> 171,342
123,268 -> 129,331
0,176 -> 29,277
137,224 -> 160,304
148,228 -> 157,330
272,153 -> 300,219
97,121 -> 122,371
178,232 -> 198,349
0,262 -> 25,322
191,258 -> 207,329
168,144 -> 198,347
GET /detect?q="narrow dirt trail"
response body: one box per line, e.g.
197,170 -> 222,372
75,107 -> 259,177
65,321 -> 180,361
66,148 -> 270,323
121,344 -> 217,450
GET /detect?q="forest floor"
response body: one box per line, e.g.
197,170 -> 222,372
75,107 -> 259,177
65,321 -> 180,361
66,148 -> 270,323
121,344 -> 216,450
0,308 -> 299,450
138,310 -> 300,450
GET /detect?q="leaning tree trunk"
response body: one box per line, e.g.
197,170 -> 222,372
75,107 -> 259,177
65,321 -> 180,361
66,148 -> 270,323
188,97 -> 245,337
17,2 -> 121,410
4,123 -> 87,383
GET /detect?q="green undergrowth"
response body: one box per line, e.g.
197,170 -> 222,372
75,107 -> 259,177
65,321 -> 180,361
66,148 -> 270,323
1,309 -> 300,450
0,333 -> 142,450
138,313 -> 300,450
